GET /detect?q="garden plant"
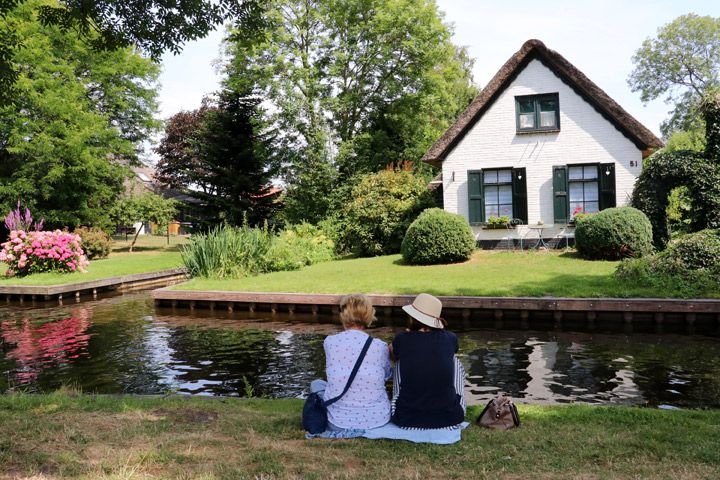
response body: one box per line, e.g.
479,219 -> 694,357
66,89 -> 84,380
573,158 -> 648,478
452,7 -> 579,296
0,229 -> 88,276
574,207 -> 654,260
401,208 -> 476,265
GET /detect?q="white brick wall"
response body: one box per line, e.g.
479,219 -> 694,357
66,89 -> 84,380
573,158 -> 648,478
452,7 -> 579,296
442,59 -> 643,240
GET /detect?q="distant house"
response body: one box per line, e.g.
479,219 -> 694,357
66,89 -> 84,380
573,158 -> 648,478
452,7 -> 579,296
124,165 -> 204,235
422,39 -> 663,246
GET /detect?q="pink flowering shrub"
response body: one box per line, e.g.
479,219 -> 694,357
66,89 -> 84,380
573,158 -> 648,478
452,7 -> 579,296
0,230 -> 89,276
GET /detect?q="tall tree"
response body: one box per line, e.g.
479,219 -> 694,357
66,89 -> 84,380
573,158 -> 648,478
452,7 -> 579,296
155,85 -> 279,227
154,104 -> 214,193
0,0 -> 261,107
195,89 -> 279,226
0,1 -> 160,229
225,0 -> 476,223
628,14 -> 720,138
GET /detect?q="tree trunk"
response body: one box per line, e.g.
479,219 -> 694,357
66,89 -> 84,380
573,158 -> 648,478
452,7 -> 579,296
129,225 -> 141,253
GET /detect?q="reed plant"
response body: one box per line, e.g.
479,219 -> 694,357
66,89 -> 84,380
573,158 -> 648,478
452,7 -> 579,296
181,224 -> 274,278
181,223 -> 335,279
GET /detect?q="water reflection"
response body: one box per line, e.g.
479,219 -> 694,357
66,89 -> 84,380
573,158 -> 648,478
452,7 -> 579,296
1,307 -> 92,384
458,331 -> 720,408
0,292 -> 719,408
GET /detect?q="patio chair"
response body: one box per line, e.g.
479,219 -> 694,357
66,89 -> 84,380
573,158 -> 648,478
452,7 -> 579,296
556,225 -> 575,251
506,218 -> 527,250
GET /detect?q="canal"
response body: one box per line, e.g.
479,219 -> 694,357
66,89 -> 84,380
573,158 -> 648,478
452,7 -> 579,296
1,291 -> 719,408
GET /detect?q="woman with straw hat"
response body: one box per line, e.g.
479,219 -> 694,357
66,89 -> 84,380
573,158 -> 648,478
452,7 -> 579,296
390,293 -> 465,429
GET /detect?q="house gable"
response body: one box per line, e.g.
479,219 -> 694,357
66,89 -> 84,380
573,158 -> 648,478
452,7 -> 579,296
439,51 -> 658,235
423,39 -> 663,168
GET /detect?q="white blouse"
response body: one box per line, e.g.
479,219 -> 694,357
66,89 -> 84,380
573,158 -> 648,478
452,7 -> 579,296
323,329 -> 392,429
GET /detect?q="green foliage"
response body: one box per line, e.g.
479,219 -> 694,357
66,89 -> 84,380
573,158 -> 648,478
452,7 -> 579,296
664,229 -> 720,270
181,224 -> 335,279
628,14 -> 720,137
0,0 -> 256,107
574,207 -> 654,260
664,129 -> 706,153
226,0 -> 475,220
665,186 -> 693,235
74,227 -> 111,260
155,81 -> 279,227
111,193 -> 177,230
181,224 -> 274,279
616,230 -> 720,297
703,92 -> 720,160
264,223 -> 335,272
282,158 -> 338,225
0,1 -> 160,229
338,168 -> 434,256
485,215 -> 510,229
631,150 -> 720,248
401,208 -> 475,265
109,193 -> 178,252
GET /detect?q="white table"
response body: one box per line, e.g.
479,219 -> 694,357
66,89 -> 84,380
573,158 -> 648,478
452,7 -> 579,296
527,224 -> 551,249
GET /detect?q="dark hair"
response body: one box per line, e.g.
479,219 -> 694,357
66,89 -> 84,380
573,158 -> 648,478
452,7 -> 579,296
407,317 -> 448,331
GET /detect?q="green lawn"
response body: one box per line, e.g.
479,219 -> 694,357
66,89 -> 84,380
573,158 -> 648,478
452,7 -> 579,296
0,235 -> 185,286
175,250 -> 707,298
0,392 -> 718,479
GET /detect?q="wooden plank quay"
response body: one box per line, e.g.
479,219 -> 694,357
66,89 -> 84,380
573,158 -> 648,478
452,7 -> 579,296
2,268 -> 187,304
152,290 -> 720,321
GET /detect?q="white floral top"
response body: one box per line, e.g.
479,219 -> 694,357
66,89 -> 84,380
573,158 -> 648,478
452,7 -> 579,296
323,329 -> 392,429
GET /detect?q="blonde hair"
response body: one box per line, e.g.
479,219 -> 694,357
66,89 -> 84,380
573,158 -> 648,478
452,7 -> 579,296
339,294 -> 376,329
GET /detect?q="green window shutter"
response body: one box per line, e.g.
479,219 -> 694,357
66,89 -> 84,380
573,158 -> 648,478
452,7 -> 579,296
553,165 -> 569,224
511,167 -> 528,224
599,163 -> 616,210
468,170 -> 484,224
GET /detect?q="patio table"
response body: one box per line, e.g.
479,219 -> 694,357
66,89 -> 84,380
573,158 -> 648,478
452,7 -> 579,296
528,224 -> 552,249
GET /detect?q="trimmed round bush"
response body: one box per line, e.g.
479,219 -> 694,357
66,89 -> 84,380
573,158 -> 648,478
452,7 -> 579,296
575,207 -> 653,260
75,227 -> 111,260
663,229 -> 720,270
401,208 -> 475,265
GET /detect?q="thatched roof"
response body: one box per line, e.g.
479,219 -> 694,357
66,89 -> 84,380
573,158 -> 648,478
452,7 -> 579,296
422,39 -> 664,167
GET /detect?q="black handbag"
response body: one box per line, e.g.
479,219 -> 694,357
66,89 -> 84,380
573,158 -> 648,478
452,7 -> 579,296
302,335 -> 374,434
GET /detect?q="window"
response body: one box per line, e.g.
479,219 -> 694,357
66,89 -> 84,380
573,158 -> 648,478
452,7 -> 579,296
552,163 -> 615,224
467,168 -> 527,225
515,93 -> 559,132
483,169 -> 513,219
568,165 -> 599,216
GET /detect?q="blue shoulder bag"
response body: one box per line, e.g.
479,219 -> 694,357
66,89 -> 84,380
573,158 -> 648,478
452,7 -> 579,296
302,335 -> 374,434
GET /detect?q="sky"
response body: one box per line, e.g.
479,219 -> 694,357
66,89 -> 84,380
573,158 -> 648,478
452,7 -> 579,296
154,0 -> 720,157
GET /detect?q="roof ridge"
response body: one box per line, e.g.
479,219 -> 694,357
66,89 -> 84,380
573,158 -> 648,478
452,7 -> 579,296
422,39 -> 663,167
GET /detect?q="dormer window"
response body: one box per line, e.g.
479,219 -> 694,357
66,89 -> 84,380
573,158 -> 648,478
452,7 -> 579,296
515,93 -> 559,132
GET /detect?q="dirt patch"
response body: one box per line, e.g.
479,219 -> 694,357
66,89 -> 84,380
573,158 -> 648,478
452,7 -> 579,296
154,407 -> 219,425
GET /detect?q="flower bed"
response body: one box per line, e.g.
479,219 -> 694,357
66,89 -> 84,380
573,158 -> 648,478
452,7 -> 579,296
0,230 -> 89,276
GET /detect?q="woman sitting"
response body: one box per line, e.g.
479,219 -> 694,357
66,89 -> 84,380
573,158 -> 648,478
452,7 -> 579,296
310,294 -> 392,430
390,293 -> 466,429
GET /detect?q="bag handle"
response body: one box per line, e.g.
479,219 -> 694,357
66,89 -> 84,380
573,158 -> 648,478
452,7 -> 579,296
324,335 -> 374,408
475,398 -> 494,425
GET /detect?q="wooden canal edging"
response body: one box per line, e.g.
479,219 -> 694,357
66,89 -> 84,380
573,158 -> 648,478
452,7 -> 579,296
1,268 -> 188,305
152,289 -> 720,331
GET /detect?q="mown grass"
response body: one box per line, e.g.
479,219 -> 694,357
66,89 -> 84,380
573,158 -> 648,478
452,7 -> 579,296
175,250 -> 718,298
0,235 -> 185,286
0,392 -> 718,479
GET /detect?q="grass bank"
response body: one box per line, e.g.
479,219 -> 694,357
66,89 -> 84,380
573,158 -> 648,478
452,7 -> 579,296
175,250 -> 717,298
0,393 -> 718,479
0,235 -> 185,286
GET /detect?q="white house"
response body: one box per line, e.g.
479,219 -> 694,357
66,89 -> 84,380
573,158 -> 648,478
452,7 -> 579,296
422,39 -> 663,247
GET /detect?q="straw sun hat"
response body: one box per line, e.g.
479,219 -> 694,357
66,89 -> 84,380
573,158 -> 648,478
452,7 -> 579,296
402,293 -> 444,329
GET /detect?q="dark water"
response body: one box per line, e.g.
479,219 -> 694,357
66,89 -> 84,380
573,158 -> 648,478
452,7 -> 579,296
1,292 -> 719,408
